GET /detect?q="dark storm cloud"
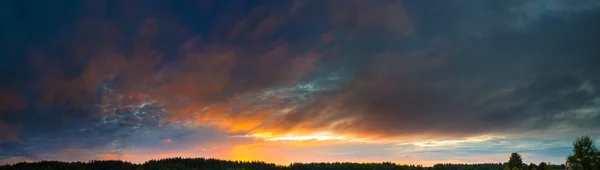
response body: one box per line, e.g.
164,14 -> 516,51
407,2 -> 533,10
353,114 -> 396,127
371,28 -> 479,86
0,90 -> 25,113
0,122 -> 19,143
255,0 -> 600,139
2,0 -> 600,162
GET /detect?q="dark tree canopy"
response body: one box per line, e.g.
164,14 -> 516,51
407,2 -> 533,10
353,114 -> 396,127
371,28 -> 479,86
567,136 -> 599,170
0,158 -> 428,170
508,152 -> 523,169
527,163 -> 537,170
538,162 -> 547,170
0,156 -> 570,170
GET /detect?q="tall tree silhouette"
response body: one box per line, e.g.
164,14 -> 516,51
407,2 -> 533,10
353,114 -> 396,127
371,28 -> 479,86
567,136 -> 599,170
508,152 -> 523,169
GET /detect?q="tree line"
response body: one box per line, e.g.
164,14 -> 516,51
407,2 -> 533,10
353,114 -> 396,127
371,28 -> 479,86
1,136 -> 598,170
0,159 -> 425,170
0,159 -> 543,170
504,135 -> 599,170
504,152 -> 565,170
565,136 -> 600,170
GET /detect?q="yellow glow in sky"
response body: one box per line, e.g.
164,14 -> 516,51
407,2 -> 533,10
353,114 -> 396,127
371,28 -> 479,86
246,132 -> 348,141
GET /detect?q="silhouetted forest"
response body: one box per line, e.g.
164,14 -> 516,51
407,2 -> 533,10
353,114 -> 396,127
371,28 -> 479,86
0,158 -> 411,170
0,157 -> 568,170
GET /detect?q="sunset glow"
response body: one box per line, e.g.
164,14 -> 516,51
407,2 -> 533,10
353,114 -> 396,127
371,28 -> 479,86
249,132 -> 348,141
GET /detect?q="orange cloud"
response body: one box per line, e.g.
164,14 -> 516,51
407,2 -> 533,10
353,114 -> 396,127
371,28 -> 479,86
34,18 -> 163,109
22,1 -> 329,144
22,1 -> 458,157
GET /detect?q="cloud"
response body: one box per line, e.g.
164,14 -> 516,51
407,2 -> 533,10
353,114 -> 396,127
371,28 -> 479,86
2,0 -> 600,164
330,0 -> 414,37
174,0 -> 600,142
147,0 -> 600,142
0,89 -> 24,143
22,1 -> 599,141
0,90 -> 25,112
0,122 -> 19,143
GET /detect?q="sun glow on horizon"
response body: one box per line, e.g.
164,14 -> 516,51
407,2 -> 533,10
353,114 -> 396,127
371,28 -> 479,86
264,134 -> 347,141
237,132 -> 350,142
409,135 -> 503,147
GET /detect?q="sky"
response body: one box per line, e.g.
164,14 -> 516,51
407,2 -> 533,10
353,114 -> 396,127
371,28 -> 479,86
1,0 -> 600,166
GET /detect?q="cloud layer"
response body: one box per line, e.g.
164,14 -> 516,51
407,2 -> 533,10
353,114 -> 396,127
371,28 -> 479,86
1,0 -> 600,165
